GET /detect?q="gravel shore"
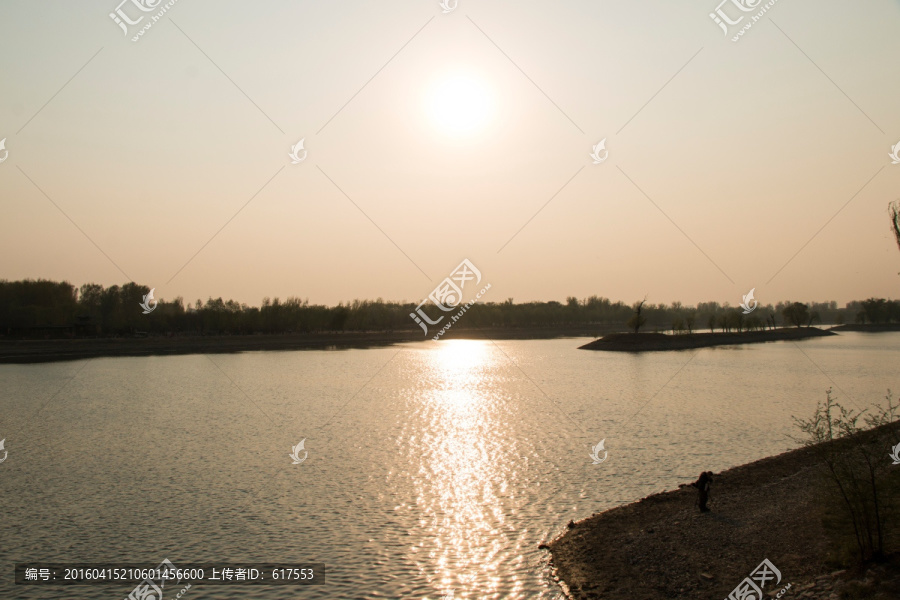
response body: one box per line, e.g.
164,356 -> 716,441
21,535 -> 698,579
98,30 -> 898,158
549,424 -> 900,599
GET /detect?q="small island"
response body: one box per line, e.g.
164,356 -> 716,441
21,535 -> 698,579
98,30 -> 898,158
579,327 -> 837,352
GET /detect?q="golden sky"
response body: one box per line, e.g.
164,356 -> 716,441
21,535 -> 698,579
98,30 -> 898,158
1,0 -> 899,307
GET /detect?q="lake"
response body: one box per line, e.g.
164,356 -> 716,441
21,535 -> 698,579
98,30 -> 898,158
1,332 -> 897,599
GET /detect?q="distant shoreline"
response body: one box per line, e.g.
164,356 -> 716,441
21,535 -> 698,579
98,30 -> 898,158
1,324 -> 893,364
829,323 -> 900,332
578,327 -> 836,352
0,325 -> 611,364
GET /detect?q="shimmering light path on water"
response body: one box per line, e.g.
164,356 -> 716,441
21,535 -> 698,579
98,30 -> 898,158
0,333 -> 897,599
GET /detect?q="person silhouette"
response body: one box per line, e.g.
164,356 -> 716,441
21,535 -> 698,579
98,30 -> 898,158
691,471 -> 713,512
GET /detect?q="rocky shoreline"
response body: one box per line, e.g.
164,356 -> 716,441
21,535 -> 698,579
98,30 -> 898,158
548,423 -> 900,599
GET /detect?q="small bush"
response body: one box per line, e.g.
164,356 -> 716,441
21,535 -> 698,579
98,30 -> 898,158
793,390 -> 900,564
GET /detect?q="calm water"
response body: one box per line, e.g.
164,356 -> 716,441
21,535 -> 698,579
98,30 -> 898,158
1,333 -> 898,599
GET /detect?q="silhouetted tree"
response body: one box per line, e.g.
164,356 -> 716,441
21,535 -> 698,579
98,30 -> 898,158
783,302 -> 810,328
890,201 -> 900,253
746,315 -> 763,331
627,298 -> 647,334
861,298 -> 889,324
807,311 -> 821,328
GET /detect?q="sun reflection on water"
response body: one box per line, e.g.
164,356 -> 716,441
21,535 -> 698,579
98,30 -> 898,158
433,339 -> 491,378
403,340 -> 527,599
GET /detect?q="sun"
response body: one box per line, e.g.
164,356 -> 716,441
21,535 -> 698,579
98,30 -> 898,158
425,74 -> 493,136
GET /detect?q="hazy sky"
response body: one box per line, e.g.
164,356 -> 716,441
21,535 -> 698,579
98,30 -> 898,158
2,0 -> 899,308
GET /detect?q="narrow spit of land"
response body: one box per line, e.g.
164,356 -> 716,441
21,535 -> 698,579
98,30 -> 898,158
830,323 -> 900,332
0,325 -> 607,364
549,422 -> 900,600
578,327 -> 836,352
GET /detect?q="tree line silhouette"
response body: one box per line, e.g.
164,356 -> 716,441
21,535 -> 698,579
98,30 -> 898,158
0,279 -> 897,338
